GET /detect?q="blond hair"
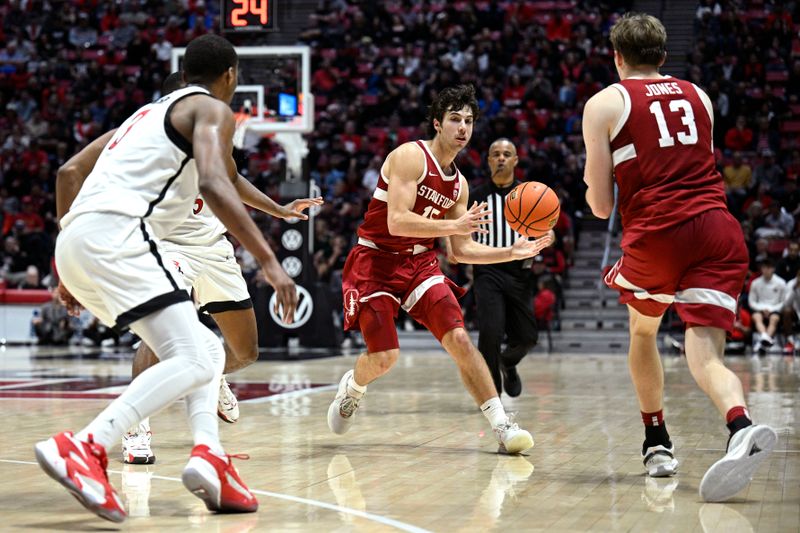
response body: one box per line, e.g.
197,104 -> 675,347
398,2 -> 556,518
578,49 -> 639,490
609,13 -> 667,68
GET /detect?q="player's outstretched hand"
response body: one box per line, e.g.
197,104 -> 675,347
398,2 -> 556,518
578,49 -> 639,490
57,281 -> 83,317
263,262 -> 298,325
280,197 -> 324,220
510,234 -> 554,259
454,201 -> 492,235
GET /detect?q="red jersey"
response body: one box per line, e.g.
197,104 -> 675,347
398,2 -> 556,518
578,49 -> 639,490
357,140 -> 463,253
610,77 -> 727,248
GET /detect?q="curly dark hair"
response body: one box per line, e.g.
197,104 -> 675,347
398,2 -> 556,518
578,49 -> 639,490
426,84 -> 480,137
183,34 -> 238,85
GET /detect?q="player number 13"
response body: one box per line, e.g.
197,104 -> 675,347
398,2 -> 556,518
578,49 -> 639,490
649,99 -> 698,148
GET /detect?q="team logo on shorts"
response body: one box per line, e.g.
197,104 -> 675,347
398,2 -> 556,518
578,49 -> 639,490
344,289 -> 359,318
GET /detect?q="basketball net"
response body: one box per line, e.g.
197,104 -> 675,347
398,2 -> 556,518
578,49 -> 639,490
232,112 -> 251,150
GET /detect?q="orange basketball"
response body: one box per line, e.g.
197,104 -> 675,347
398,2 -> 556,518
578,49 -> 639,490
503,182 -> 560,238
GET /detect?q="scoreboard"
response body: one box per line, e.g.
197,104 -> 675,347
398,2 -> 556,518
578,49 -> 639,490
221,0 -> 276,32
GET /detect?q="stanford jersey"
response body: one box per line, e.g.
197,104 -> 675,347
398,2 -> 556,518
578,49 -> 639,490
610,77 -> 727,247
357,140 -> 463,253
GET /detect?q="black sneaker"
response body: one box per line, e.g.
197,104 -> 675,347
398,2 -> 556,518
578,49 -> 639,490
502,366 -> 522,397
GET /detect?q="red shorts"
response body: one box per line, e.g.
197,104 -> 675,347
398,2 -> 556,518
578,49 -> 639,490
342,245 -> 466,353
605,209 -> 747,332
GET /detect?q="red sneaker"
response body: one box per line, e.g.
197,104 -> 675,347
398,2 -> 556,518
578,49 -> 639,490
182,444 -> 258,513
34,432 -> 126,523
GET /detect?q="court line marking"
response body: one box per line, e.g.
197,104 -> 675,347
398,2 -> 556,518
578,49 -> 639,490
0,458 -> 431,533
240,384 -> 337,404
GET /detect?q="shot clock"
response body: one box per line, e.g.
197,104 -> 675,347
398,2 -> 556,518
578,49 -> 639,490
221,0 -> 276,32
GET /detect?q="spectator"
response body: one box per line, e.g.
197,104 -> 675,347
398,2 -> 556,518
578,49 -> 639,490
748,259 -> 787,353
17,265 -> 45,290
68,13 -> 98,48
760,202 -> 795,239
534,278 -> 557,327
723,151 -> 752,214
724,116 -> 754,151
32,291 -> 73,346
776,241 -> 800,282
752,149 -> 784,194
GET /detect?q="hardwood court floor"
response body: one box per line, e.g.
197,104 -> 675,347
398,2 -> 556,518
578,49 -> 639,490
0,345 -> 797,532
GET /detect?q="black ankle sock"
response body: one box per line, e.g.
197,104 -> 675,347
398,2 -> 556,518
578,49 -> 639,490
643,424 -> 672,454
726,415 -> 752,437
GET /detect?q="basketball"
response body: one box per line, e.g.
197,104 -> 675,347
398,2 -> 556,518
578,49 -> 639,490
503,182 -> 560,238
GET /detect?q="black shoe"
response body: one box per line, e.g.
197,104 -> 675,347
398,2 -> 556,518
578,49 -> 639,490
502,366 -> 522,397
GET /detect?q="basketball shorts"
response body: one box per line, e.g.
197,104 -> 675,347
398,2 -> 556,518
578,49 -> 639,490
55,212 -> 191,331
342,245 -> 466,353
605,208 -> 748,332
161,236 -> 252,314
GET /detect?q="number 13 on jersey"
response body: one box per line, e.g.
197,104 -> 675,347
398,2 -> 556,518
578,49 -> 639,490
649,99 -> 698,148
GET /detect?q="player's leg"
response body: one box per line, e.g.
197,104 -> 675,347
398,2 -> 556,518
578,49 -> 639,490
411,283 -> 533,454
193,240 -> 256,423
121,342 -> 160,465
675,208 -> 776,502
473,274 -> 507,395
209,307 -> 258,423
500,276 -> 539,397
328,295 -> 401,435
626,306 -> 678,477
606,241 -> 679,478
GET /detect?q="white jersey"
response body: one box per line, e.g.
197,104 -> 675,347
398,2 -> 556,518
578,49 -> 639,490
166,194 -> 227,247
61,86 -> 212,240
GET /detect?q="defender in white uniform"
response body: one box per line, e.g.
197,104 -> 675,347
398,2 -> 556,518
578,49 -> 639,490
56,72 -> 321,465
37,35 -> 297,522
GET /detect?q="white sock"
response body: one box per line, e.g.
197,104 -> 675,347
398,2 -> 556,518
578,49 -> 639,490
481,397 -> 508,428
347,373 -> 367,397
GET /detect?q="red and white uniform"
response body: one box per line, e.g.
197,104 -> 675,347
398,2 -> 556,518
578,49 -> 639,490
343,140 -> 466,352
604,77 -> 748,331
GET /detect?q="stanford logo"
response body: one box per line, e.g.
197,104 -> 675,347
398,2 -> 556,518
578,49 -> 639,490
453,182 -> 460,199
344,289 -> 359,318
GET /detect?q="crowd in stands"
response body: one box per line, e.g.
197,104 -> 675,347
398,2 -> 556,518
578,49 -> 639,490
682,0 -> 800,353
4,0 -> 799,349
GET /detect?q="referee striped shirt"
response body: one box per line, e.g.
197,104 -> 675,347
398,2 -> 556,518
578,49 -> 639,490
470,180 -> 532,276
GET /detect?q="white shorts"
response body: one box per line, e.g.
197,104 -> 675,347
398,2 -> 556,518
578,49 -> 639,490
55,213 -> 191,330
161,236 -> 252,314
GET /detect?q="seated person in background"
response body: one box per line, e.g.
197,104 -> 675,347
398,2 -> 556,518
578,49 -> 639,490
758,201 -> 795,239
748,259 -> 787,352
782,267 -> 800,353
16,265 -> 45,289
776,241 -> 800,281
32,291 -> 73,345
533,278 -> 557,328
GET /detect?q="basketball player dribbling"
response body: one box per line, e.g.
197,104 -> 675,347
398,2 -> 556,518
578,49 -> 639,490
35,35 -> 296,521
57,72 -> 321,466
327,85 -> 552,454
583,13 -> 777,502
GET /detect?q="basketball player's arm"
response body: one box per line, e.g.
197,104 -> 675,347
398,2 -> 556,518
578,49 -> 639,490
55,129 -> 117,223
233,176 -> 323,220
448,177 -> 553,264
192,102 -> 297,323
582,88 -> 621,219
386,143 -> 490,237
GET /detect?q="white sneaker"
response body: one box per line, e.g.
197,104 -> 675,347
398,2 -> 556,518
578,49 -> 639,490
217,376 -> 239,424
327,370 -> 364,435
699,424 -> 777,502
493,418 -> 534,454
122,420 -> 155,465
643,443 -> 679,477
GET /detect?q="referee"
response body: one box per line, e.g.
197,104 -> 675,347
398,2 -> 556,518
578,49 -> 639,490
470,138 -> 538,397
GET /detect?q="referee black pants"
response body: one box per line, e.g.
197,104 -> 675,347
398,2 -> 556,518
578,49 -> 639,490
474,271 -> 538,395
